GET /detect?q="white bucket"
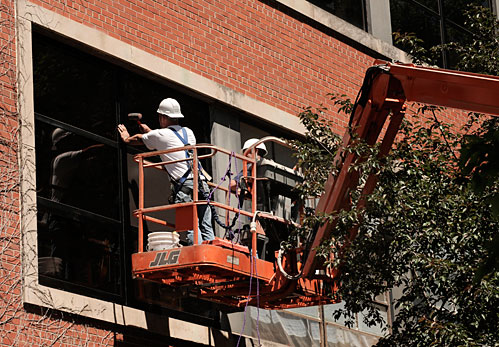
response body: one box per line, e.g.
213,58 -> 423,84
147,232 -> 180,251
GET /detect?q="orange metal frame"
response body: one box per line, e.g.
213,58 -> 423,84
130,60 -> 499,309
131,138 -> 339,309
301,60 -> 499,278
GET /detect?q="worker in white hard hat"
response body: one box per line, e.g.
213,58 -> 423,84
230,138 -> 268,196
242,138 -> 268,158
117,98 -> 214,245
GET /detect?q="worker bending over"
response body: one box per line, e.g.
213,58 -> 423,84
117,98 -> 215,245
231,138 -> 267,193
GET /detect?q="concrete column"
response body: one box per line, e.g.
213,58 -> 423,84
365,0 -> 393,45
209,104 -> 242,237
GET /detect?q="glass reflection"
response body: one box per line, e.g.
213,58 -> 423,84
391,1 -> 442,49
443,0 -> 491,26
37,203 -> 121,294
32,33 -> 116,140
414,0 -> 439,12
36,122 -> 119,219
36,121 -> 121,294
307,0 -> 366,30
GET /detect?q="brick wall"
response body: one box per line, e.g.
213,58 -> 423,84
0,0 -> 22,343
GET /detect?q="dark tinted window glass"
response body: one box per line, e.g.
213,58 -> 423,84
413,0 -> 439,12
35,121 -> 120,219
33,33 -> 218,324
37,202 -> 122,295
445,20 -> 473,44
390,0 -> 442,49
33,36 -> 116,140
443,0 -> 491,25
391,0 -> 492,68
308,0 -> 366,30
445,20 -> 473,67
120,72 -> 211,144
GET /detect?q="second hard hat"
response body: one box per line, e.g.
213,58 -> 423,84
242,138 -> 268,156
157,98 -> 184,118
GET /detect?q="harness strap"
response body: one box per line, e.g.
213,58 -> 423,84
170,127 -> 192,185
169,127 -> 240,233
169,127 -> 206,200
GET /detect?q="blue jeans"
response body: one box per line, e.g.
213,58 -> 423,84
174,180 -> 215,245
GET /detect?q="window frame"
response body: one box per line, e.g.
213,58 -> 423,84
306,0 -> 368,31
31,30 -> 229,327
390,0 -> 494,67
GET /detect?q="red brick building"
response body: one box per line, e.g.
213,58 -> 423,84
0,0 -> 496,346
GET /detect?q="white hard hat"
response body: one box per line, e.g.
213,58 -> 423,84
157,98 -> 184,118
242,138 -> 267,156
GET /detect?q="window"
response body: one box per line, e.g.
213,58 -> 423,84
33,31 -> 217,323
390,0 -> 493,68
34,35 -> 123,300
307,0 -> 367,30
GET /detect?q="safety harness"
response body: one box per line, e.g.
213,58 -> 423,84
169,126 -> 204,199
169,126 -> 245,233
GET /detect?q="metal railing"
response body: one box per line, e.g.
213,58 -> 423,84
133,137 -> 295,258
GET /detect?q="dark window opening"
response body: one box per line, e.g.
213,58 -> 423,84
33,31 -> 218,325
390,0 -> 493,68
307,0 -> 367,31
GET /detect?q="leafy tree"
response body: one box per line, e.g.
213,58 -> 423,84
289,5 -> 499,346
396,4 -> 499,282
291,103 -> 499,346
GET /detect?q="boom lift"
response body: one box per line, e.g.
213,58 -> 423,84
131,60 -> 499,309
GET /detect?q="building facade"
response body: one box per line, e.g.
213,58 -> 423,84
0,0 -> 496,346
